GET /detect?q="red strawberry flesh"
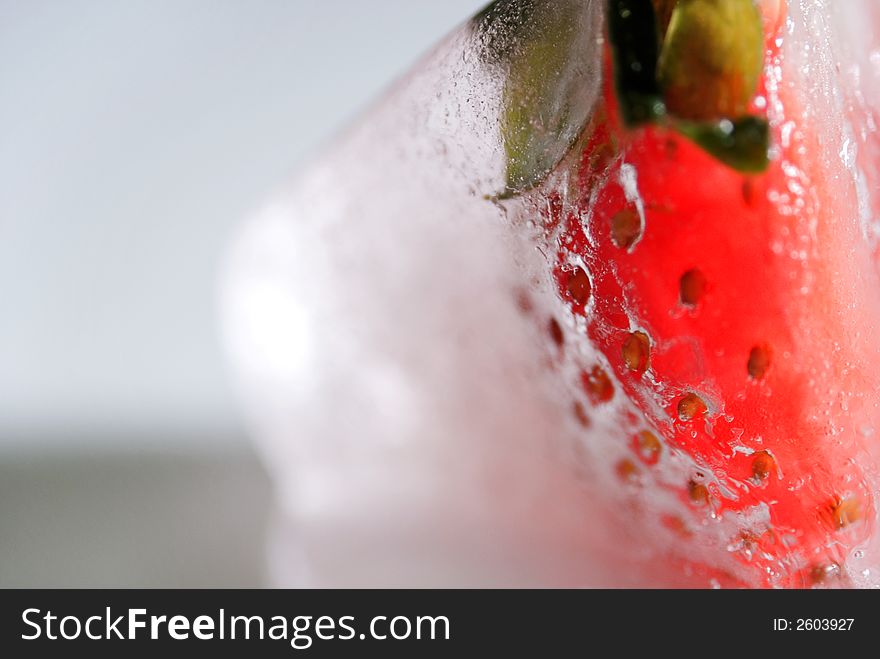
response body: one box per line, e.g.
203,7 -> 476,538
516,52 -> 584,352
535,0 -> 880,586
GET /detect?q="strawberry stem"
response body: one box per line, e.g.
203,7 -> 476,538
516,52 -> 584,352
608,0 -> 665,126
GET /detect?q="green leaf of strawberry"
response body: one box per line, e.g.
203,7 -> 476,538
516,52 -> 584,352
677,116 -> 769,172
658,0 -> 764,121
474,0 -> 603,194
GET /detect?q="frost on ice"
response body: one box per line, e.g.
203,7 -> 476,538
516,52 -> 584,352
222,0 -> 880,587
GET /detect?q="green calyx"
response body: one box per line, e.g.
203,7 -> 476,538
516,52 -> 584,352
609,0 -> 769,172
677,116 -> 769,172
476,0 -> 769,197
659,0 -> 763,121
474,0 -> 604,196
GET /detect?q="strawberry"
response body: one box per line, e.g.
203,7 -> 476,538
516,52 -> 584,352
510,0 -> 880,586
227,0 -> 880,588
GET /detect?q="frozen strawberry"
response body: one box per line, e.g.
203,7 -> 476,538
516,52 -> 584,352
509,0 -> 880,586
226,0 -> 880,588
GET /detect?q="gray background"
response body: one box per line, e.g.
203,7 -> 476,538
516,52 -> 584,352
0,0 -> 485,586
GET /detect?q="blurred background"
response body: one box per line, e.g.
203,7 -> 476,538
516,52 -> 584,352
0,0 -> 485,586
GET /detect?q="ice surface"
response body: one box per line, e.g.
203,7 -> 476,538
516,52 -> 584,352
222,0 -> 880,587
